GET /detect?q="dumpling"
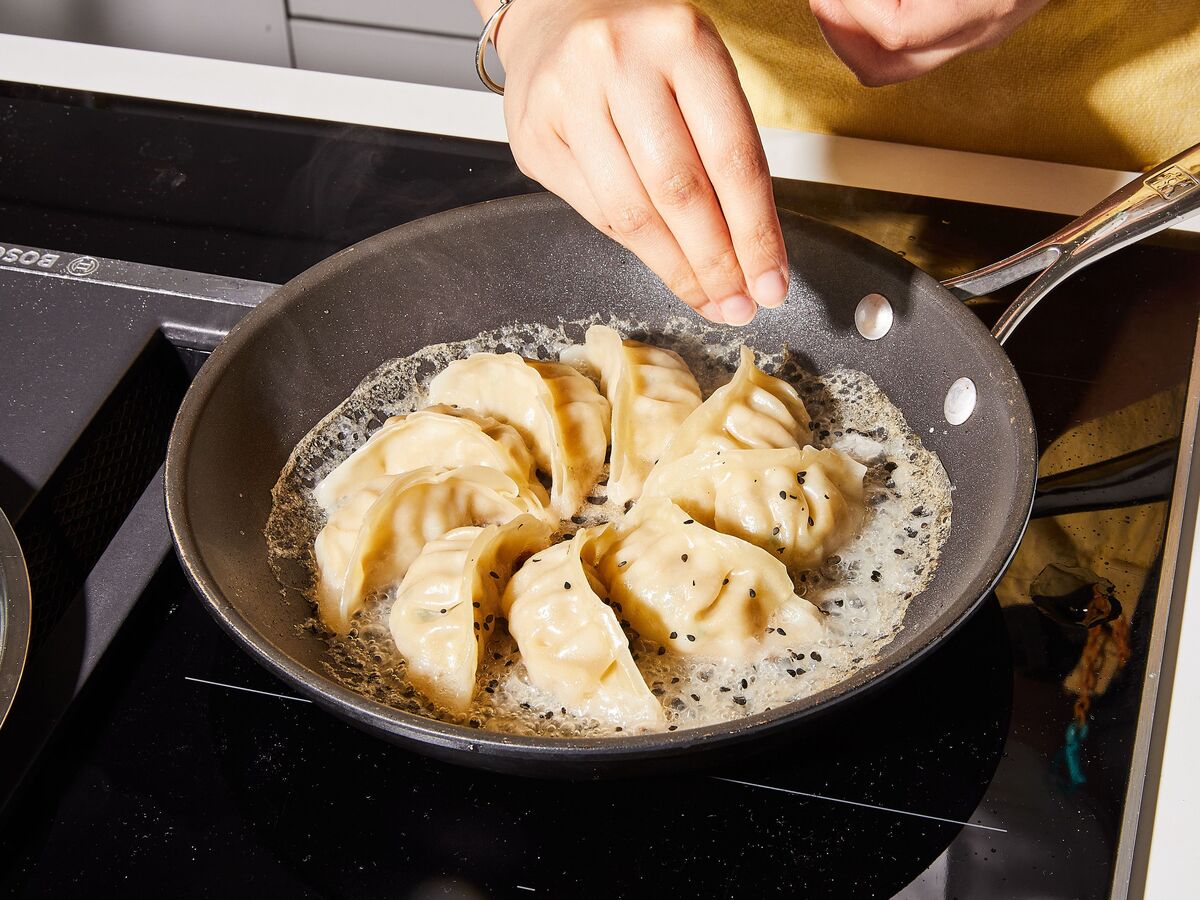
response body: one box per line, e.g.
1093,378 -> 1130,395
502,527 -> 664,729
314,466 -> 546,633
595,499 -> 823,661
641,446 -> 866,571
658,345 -> 810,465
314,405 -> 545,514
388,515 -> 552,713
428,353 -> 610,517
312,475 -> 395,630
581,325 -> 701,506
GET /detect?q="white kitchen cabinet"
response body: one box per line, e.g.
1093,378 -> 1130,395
0,0 -> 290,66
290,19 -> 493,92
0,0 -> 492,91
288,1 -> 481,37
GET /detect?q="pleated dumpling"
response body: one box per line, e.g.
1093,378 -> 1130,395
595,499 -> 823,661
659,345 -> 810,465
581,325 -> 701,506
428,353 -> 611,517
313,475 -> 395,631
388,515 -> 552,713
314,466 -> 547,634
314,405 -> 545,514
642,446 -> 866,572
502,527 -> 664,729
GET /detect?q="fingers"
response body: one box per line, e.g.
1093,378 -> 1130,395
609,77 -> 761,325
673,42 -> 789,310
810,0 -> 1045,85
562,110 -> 727,324
833,0 -> 1000,51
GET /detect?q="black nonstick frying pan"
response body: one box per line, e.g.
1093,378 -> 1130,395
165,144 -> 1200,777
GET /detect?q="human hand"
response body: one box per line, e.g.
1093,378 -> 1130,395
809,0 -> 1050,86
482,0 -> 789,325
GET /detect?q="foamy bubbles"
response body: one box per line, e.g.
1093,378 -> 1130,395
265,315 -> 952,737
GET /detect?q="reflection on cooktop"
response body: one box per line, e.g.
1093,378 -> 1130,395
2,571 -> 1010,898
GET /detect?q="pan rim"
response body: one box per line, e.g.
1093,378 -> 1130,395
165,192 -> 1037,763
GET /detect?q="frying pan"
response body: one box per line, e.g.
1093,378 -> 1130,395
165,144 -> 1200,777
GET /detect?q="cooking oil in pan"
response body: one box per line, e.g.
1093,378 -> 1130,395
266,316 -> 952,736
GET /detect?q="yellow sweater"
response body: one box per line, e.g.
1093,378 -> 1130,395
696,0 -> 1200,171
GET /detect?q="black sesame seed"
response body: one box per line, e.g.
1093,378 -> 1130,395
691,693 -> 700,702
810,651 -> 823,661
489,571 -> 499,579
767,627 -> 776,634
719,686 -> 731,692
777,628 -> 787,636
787,669 -> 796,676
681,553 -> 689,562
772,526 -> 780,535
722,578 -> 729,585
671,676 -> 680,684
670,698 -> 686,711
683,519 -> 695,525
733,696 -> 747,705
894,548 -> 904,555
670,631 -> 678,640
741,679 -> 748,689
472,601 -> 481,608
779,490 -> 787,500
657,646 -> 666,656
749,588 -> 757,598
870,570 -> 882,582
618,560 -> 628,567
439,608 -> 447,614
485,614 -> 494,623
668,725 -> 678,731
564,581 -> 572,589
685,634 -> 695,643
796,472 -> 806,484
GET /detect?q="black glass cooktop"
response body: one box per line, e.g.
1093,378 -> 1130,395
0,82 -> 1197,899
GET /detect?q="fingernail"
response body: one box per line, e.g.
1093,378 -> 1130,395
719,294 -> 757,326
699,301 -> 726,324
752,269 -> 788,308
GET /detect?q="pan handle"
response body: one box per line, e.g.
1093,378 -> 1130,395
941,143 -> 1200,345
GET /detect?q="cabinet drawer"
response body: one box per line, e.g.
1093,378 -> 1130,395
289,0 -> 480,37
290,19 -> 492,92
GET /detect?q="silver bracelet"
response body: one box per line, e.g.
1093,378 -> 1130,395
476,0 -> 517,95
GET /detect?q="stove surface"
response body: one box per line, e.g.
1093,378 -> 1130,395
0,83 -> 1197,900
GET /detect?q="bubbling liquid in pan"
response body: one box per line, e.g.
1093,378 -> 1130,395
266,315 -> 953,736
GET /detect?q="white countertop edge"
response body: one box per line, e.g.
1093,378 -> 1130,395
1,33 -> 1196,232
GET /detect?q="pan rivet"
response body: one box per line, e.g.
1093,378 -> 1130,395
944,377 -> 977,425
855,293 -> 893,340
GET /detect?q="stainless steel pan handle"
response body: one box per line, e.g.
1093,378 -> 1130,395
942,143 -> 1200,345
